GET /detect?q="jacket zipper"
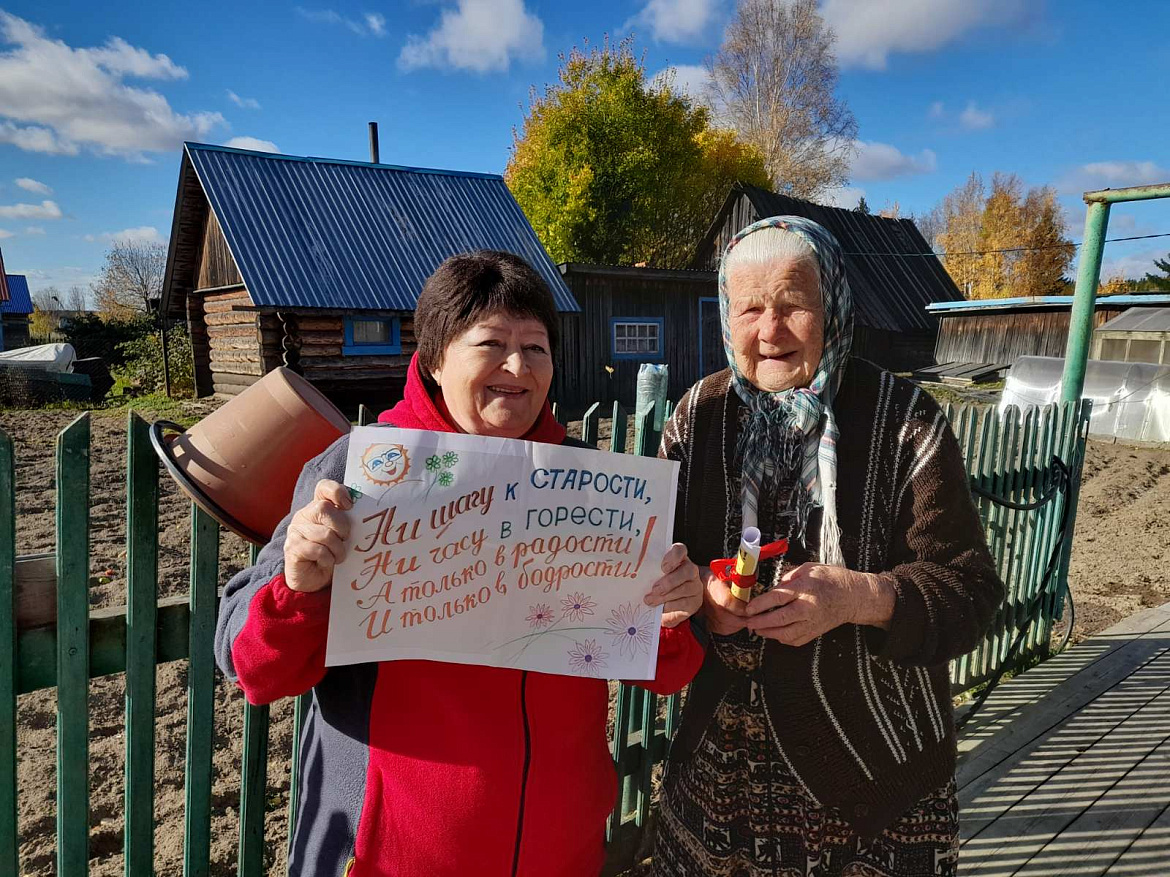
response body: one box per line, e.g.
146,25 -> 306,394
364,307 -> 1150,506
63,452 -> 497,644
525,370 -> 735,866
511,671 -> 532,877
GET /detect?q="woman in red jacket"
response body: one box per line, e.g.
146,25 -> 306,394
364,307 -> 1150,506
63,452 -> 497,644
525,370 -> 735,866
215,250 -> 706,877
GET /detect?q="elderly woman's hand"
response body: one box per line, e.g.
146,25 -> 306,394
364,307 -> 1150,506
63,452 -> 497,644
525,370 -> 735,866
283,479 -> 353,593
643,543 -> 703,629
743,563 -> 895,647
700,569 -> 748,636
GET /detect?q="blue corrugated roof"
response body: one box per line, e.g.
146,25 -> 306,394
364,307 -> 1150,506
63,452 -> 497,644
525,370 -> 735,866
0,275 -> 31,314
926,293 -> 1170,314
183,142 -> 579,312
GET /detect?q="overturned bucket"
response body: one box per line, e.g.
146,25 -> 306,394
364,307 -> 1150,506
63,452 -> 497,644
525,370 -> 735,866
150,367 -> 351,545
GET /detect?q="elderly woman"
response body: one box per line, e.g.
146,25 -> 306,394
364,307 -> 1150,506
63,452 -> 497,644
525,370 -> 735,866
653,217 -> 1003,876
215,250 -> 706,877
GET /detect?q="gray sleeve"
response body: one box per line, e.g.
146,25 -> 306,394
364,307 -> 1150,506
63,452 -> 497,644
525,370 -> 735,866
214,434 -> 351,681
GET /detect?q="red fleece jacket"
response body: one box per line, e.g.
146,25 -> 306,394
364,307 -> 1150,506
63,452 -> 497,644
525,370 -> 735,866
228,355 -> 705,877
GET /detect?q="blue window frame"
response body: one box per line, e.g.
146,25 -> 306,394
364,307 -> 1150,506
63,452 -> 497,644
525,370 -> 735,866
343,315 -> 401,356
610,317 -> 665,361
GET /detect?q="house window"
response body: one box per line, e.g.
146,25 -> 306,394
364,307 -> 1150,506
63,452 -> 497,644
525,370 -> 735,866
343,316 -> 402,356
611,317 -> 665,361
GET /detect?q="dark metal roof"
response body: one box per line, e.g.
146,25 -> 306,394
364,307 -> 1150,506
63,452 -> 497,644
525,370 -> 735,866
1096,306 -> 1170,333
693,183 -> 962,332
167,142 -> 578,313
0,274 -> 31,315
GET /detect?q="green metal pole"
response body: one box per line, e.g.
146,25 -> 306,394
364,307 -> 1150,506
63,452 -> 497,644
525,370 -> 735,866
1060,200 -> 1110,403
1084,182 -> 1170,204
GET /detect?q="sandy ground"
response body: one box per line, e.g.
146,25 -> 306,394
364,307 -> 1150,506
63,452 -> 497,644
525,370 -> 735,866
4,403 -> 1169,875
1064,439 -> 1170,638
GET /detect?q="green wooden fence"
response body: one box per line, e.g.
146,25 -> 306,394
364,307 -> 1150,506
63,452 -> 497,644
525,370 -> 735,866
0,396 -> 1091,875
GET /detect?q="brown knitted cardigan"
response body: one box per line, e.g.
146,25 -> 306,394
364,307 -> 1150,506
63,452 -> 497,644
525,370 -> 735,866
660,359 -> 1004,836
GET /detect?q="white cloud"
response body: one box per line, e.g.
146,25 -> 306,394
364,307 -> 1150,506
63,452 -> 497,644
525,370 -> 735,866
365,12 -> 387,37
0,11 -> 224,159
86,36 -> 188,80
850,140 -> 936,181
223,136 -> 280,153
626,0 -> 718,44
0,228 -> 12,239
0,199 -> 61,220
15,176 -> 51,194
928,101 -> 945,119
296,7 -> 388,37
820,186 -> 867,209
1058,160 -> 1170,195
1100,248 -> 1164,281
959,101 -> 995,130
227,90 -> 261,111
85,225 -> 164,245
24,225 -> 44,234
399,0 -> 544,74
651,64 -> 712,102
821,0 -> 1033,70
0,120 -> 77,155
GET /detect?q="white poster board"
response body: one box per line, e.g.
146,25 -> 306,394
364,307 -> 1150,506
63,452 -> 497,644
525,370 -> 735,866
325,427 -> 680,679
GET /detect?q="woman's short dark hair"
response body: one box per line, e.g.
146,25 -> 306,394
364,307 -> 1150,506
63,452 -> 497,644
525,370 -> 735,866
415,250 -> 560,380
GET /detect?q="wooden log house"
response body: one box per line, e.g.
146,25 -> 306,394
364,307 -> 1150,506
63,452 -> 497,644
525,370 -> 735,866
160,142 -> 579,410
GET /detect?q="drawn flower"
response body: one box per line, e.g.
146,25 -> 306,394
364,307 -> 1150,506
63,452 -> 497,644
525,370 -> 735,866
442,451 -> 459,468
526,603 -> 554,629
346,484 -> 364,501
567,639 -> 608,677
561,592 -> 596,623
606,602 -> 655,657
426,455 -> 442,471
437,471 -> 454,487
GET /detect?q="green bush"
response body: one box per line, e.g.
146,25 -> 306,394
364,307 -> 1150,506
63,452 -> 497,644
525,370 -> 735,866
62,313 -> 154,365
112,325 -> 195,398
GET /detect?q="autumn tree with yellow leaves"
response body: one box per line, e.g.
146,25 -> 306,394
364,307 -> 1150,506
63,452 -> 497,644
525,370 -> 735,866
506,38 -> 770,269
934,172 -> 1074,300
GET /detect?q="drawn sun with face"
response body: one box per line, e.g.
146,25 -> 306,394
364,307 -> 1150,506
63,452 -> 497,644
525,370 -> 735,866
361,443 -> 411,486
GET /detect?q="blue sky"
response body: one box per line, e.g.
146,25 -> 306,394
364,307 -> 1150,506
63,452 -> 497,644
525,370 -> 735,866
1,0 -> 1169,300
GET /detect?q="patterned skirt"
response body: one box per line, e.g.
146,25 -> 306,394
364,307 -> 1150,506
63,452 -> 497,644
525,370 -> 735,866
653,678 -> 959,877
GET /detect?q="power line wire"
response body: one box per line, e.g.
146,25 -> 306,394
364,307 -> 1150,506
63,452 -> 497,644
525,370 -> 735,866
842,231 -> 1170,259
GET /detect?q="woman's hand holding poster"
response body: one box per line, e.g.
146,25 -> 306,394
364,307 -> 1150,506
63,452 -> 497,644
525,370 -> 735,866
325,427 -> 680,679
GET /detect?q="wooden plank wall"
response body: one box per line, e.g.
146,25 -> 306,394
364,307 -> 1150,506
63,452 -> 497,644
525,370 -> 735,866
693,195 -> 758,272
934,309 -> 1123,364
196,210 -> 242,291
552,269 -> 716,416
853,327 -> 937,372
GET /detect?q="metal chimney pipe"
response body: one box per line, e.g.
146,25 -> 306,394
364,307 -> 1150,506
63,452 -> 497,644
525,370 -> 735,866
368,122 -> 380,164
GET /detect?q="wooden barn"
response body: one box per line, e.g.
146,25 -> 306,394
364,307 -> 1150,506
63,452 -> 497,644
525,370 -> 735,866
160,142 -> 579,409
928,294 -> 1170,366
691,182 -> 961,371
551,264 -> 716,413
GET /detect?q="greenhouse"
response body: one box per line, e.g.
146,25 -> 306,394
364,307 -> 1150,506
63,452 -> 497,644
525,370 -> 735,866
1092,306 -> 1170,366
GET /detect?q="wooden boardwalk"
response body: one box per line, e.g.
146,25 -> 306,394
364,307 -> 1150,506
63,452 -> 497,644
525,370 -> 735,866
957,603 -> 1170,876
